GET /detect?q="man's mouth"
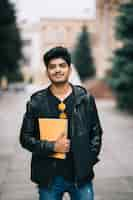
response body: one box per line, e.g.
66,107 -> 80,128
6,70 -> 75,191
54,74 -> 64,77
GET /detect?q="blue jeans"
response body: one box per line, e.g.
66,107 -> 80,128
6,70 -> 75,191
38,176 -> 94,200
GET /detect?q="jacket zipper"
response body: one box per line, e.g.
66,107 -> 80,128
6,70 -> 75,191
71,106 -> 79,188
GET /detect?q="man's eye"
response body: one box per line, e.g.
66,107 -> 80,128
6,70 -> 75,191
49,65 -> 56,69
60,64 -> 67,68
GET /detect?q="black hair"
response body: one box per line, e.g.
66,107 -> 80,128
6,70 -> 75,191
43,46 -> 71,67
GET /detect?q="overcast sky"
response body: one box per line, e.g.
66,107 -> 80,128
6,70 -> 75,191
11,0 -> 96,22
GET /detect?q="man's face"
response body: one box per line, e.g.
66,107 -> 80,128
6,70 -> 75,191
46,58 -> 71,84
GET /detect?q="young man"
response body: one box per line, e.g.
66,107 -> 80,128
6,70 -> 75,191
20,46 -> 103,200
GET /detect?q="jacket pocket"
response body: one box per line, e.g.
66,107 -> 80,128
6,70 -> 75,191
31,155 -> 54,182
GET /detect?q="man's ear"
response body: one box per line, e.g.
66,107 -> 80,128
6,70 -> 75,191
45,67 -> 48,74
69,65 -> 72,75
45,67 -> 48,72
45,67 -> 49,78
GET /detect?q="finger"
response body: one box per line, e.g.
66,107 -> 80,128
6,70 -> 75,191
66,140 -> 71,146
62,134 -> 67,139
65,143 -> 70,149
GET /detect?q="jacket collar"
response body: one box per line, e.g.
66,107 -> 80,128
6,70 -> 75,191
39,83 -> 88,107
70,84 -> 88,106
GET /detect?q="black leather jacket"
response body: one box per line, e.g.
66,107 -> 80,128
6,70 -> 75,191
19,85 -> 103,187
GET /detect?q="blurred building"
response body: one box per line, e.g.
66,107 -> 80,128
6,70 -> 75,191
20,18 -> 95,85
19,0 -> 127,85
96,0 -> 127,77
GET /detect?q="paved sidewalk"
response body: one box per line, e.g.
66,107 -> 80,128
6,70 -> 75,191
0,91 -> 133,200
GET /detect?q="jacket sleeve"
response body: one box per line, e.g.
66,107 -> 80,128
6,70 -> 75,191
19,100 -> 55,156
87,95 -> 103,162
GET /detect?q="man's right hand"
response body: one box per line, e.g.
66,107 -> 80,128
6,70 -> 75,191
54,133 -> 70,153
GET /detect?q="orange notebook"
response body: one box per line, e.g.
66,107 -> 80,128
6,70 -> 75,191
38,118 -> 68,159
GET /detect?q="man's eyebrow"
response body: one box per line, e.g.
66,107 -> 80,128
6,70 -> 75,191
49,64 -> 56,66
49,62 -> 66,66
59,62 -> 67,65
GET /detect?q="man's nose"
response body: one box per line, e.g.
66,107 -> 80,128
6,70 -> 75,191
55,65 -> 61,72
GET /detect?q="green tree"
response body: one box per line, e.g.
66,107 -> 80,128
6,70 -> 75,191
107,1 -> 133,113
72,25 -> 96,81
0,0 -> 23,83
